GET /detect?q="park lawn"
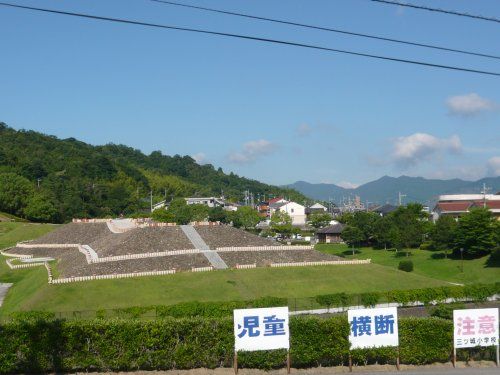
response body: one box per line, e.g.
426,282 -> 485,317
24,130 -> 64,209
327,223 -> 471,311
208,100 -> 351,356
316,243 -> 499,285
5,263 -> 447,314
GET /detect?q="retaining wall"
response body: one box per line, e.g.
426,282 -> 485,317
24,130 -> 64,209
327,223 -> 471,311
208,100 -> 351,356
216,245 -> 313,252
270,259 -> 371,267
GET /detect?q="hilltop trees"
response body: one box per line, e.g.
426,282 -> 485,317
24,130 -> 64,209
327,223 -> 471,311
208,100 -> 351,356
0,123 -> 307,222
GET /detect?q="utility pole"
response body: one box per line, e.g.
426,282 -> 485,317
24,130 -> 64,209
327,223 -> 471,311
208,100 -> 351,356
481,183 -> 490,208
398,192 -> 407,206
150,190 -> 153,213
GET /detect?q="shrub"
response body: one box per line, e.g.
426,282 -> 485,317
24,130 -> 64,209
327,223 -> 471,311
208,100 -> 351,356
1,315 -> 496,373
360,292 -> 380,307
315,293 -> 350,308
398,260 -> 414,272
429,303 -> 466,320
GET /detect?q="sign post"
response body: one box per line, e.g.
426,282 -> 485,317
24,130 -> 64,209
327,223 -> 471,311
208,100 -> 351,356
453,308 -> 499,367
348,307 -> 400,371
233,306 -> 290,374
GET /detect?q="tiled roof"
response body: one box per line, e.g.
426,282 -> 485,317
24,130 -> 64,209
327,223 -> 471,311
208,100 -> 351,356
316,223 -> 345,234
435,202 -> 472,212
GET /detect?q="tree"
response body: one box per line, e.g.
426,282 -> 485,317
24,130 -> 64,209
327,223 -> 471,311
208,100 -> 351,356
231,206 -> 260,229
341,225 -> 364,255
168,198 -> 193,225
430,215 -> 457,258
453,208 -> 498,257
0,173 -> 34,216
208,207 -> 229,223
309,212 -> 332,229
270,210 -> 293,237
373,216 -> 395,249
190,204 -> 210,222
349,211 -> 380,244
151,208 -> 175,223
390,204 -> 426,251
24,194 -> 58,223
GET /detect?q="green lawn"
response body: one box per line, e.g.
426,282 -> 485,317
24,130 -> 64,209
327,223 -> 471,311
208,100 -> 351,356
3,263 -> 447,315
0,223 -> 495,316
316,243 -> 499,285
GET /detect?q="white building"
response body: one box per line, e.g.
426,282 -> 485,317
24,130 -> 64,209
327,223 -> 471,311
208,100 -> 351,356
185,197 -> 225,208
270,201 -> 306,225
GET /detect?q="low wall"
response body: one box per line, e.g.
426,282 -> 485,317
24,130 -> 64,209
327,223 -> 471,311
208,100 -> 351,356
6,259 -> 45,270
216,245 -> 313,252
235,264 -> 257,269
270,259 -> 371,268
0,249 -> 32,259
191,266 -> 214,272
50,269 -> 177,284
93,249 -> 200,263
17,243 -> 79,249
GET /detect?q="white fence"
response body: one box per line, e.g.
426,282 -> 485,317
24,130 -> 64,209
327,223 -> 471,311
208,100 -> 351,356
50,269 -> 177,284
17,243 -> 80,249
6,259 -> 45,270
191,266 -> 214,272
235,264 -> 257,269
270,259 -> 371,268
93,249 -> 200,263
72,218 -> 110,223
0,249 -> 32,259
216,245 -> 313,252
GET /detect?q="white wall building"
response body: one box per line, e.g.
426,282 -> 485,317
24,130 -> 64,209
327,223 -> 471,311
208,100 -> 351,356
270,201 -> 306,225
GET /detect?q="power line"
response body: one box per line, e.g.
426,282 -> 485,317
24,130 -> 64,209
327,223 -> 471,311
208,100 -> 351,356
149,0 -> 500,61
0,2 -> 499,77
370,0 -> 500,24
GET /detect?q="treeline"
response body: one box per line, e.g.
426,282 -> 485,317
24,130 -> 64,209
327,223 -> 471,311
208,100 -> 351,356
339,204 -> 500,257
0,123 -> 304,223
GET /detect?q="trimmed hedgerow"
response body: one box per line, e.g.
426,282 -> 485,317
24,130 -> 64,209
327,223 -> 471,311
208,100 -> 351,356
1,314 -> 497,374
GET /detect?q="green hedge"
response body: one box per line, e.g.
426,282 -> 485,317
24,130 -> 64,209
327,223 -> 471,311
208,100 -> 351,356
315,282 -> 500,308
1,315 -> 497,373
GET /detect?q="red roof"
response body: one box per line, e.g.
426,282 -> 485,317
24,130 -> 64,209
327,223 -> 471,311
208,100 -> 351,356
471,201 -> 500,209
435,202 -> 472,212
268,197 -> 284,204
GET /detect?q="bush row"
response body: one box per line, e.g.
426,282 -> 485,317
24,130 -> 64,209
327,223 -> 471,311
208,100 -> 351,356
1,315 -> 497,373
315,282 -> 500,308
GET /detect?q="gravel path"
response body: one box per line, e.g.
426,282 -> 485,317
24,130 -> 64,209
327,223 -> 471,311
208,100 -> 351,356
195,226 -> 279,248
219,250 -> 343,267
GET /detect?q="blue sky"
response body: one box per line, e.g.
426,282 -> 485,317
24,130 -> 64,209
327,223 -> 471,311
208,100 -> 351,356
1,0 -> 499,187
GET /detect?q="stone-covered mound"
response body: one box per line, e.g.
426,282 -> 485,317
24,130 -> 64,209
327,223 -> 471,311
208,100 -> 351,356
195,225 -> 279,248
89,226 -> 195,256
30,223 -> 110,244
219,250 -> 343,267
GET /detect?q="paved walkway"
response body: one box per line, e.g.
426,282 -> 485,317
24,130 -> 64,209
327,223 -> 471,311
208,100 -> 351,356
180,225 -> 228,269
0,283 -> 12,307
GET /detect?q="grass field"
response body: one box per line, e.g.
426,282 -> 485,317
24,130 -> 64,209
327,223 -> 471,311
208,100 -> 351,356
0,222 -> 495,316
316,243 -> 499,285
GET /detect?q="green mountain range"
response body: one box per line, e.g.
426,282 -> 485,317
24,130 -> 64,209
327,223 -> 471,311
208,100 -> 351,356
0,123 -> 304,222
287,175 -> 500,206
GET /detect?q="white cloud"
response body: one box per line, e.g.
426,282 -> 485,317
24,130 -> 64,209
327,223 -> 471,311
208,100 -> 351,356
391,133 -> 462,167
446,93 -> 497,116
336,181 -> 360,189
228,139 -> 277,164
192,152 -> 208,165
487,156 -> 500,176
296,123 -> 312,137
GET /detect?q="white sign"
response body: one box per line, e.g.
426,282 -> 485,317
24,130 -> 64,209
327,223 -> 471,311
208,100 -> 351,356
348,307 -> 399,349
234,306 -> 289,352
453,308 -> 499,349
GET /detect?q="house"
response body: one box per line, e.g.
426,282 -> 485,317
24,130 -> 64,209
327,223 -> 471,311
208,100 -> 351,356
316,223 -> 345,243
269,201 -> 306,225
185,197 -> 226,208
370,204 -> 398,217
305,203 -> 328,216
258,197 -> 288,218
432,193 -> 500,221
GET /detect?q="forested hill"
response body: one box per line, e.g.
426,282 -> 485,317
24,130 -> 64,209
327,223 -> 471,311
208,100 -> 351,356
0,123 -> 304,223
